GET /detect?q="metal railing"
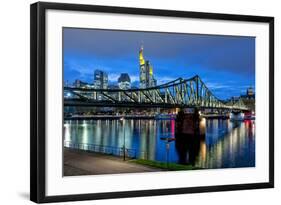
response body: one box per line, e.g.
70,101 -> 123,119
64,141 -> 137,159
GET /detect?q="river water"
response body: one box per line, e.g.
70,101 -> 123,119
64,118 -> 255,169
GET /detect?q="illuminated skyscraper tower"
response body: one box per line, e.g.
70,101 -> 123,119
139,45 -> 146,88
139,46 -> 157,88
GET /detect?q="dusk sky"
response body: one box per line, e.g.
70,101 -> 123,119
63,28 -> 255,100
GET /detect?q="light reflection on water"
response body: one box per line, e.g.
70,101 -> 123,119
64,119 -> 255,169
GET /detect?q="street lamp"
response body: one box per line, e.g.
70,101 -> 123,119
160,137 -> 175,169
120,117 -> 126,161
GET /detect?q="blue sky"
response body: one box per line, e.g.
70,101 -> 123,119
63,28 -> 255,100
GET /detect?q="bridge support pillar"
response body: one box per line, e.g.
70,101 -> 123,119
175,108 -> 205,137
175,108 -> 206,165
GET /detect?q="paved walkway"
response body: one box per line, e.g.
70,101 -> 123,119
64,148 -> 160,176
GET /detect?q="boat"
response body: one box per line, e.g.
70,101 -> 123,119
155,114 -> 176,120
244,114 -> 255,120
230,111 -> 255,121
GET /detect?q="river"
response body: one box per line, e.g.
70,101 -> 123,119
64,118 -> 255,169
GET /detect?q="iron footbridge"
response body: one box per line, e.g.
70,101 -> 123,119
64,75 -> 248,110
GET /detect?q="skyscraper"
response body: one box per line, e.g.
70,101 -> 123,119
94,69 -> 108,89
73,79 -> 88,88
118,73 -> 131,89
139,46 -> 156,89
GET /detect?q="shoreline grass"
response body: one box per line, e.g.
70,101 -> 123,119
130,159 -> 196,171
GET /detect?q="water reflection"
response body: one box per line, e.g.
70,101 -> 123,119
64,118 -> 255,169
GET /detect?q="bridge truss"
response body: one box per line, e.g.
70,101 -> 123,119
64,75 -> 248,110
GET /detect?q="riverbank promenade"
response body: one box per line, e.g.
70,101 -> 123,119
64,148 -> 161,176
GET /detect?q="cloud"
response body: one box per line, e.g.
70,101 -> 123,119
206,82 -> 231,90
107,73 -> 120,82
130,75 -> 139,83
156,76 -> 178,84
108,73 -> 139,83
64,28 -> 255,99
64,28 -> 255,76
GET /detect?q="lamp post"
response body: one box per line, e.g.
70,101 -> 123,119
160,137 -> 175,169
166,141 -> 170,168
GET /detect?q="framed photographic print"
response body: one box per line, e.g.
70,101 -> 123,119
30,2 -> 274,203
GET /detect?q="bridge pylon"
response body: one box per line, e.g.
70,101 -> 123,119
175,108 -> 205,138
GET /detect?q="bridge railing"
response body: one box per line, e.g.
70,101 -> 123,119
64,141 -> 137,159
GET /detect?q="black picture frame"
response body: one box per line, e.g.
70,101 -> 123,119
30,2 -> 274,203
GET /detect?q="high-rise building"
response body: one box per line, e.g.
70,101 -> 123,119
241,86 -> 255,100
118,73 -> 131,89
94,69 -> 108,89
240,87 -> 255,111
246,87 -> 254,97
73,79 -> 88,88
139,46 -> 157,89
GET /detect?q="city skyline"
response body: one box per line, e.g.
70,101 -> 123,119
63,28 -> 255,99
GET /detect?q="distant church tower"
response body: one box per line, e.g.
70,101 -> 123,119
139,45 -> 156,89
